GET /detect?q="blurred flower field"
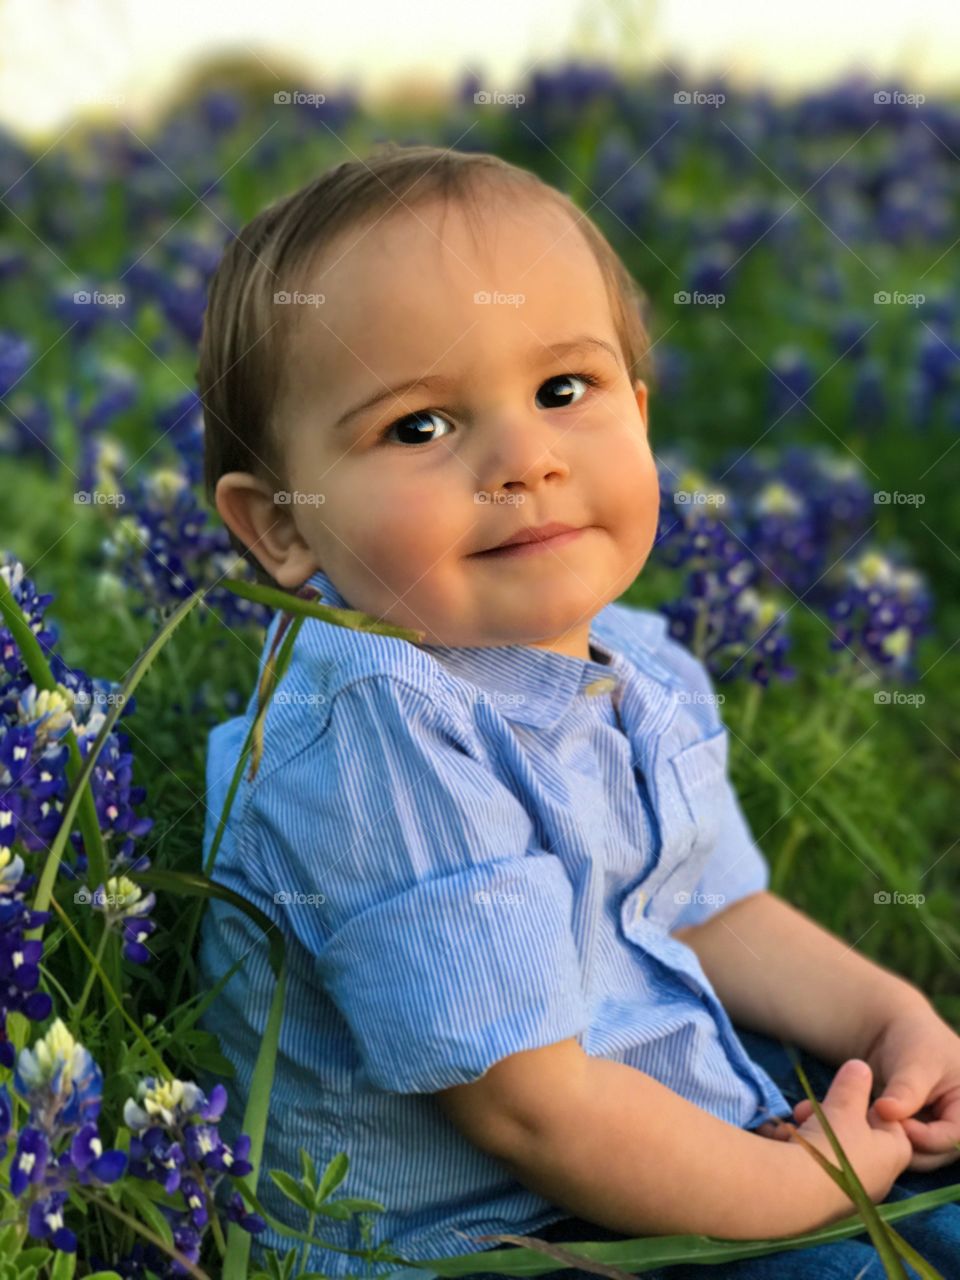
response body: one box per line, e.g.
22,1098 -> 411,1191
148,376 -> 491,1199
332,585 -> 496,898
0,57 -> 957,1276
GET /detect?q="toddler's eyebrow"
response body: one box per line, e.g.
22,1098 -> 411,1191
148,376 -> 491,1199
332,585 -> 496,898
331,335 -> 621,430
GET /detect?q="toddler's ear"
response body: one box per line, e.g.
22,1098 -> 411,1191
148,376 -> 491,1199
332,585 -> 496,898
214,471 -> 317,588
633,379 -> 649,431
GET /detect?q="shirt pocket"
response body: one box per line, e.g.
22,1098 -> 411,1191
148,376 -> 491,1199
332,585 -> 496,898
654,727 -> 730,918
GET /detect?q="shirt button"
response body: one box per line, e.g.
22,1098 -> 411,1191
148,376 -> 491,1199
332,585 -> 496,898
633,890 -> 648,921
584,676 -> 618,696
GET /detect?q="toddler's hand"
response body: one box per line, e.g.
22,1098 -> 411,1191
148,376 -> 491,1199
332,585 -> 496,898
758,1058 -> 913,1206
791,1007 -> 960,1173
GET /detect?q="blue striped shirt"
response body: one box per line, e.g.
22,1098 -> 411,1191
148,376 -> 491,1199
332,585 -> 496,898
197,568 -> 793,1276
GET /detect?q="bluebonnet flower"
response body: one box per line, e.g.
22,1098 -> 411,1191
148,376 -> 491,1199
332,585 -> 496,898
121,1076 -> 264,1275
0,331 -> 31,399
0,845 -> 53,1068
7,1019 -> 126,1252
100,466 -> 273,631
741,478 -> 823,596
0,553 -> 153,881
91,874 -> 157,963
825,549 -> 932,680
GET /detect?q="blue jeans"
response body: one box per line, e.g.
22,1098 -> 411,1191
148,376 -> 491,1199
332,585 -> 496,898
404,1027 -> 960,1280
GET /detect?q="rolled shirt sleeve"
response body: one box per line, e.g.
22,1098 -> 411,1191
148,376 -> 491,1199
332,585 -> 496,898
242,675 -> 592,1094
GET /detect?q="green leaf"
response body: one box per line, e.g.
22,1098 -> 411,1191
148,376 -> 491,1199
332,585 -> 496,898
312,1201 -> 354,1221
222,964 -> 287,1280
84,1273 -> 126,1279
48,1251 -> 75,1280
299,1147 -> 318,1195
218,579 -> 425,642
316,1151 -> 349,1202
14,1251 -> 51,1272
269,1169 -> 315,1213
331,1197 -> 387,1214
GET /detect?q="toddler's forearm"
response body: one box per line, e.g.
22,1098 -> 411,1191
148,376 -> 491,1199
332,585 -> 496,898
498,1055 -> 854,1241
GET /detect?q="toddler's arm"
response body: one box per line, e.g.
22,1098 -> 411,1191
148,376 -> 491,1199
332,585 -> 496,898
436,1037 -> 911,1241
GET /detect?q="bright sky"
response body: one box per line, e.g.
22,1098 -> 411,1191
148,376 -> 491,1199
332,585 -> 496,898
0,0 -> 957,141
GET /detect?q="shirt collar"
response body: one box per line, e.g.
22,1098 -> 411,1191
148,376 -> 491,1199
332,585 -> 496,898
299,567 -> 627,729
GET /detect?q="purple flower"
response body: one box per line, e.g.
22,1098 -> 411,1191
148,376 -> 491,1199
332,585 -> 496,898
27,1190 -> 76,1253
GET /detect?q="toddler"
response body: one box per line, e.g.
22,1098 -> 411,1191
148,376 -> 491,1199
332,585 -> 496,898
196,142 -> 960,1279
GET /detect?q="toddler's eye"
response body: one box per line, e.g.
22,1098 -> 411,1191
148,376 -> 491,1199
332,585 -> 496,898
535,371 -> 600,410
380,410 -> 454,447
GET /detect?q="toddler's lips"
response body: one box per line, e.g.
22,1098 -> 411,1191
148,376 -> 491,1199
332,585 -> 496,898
470,527 -> 588,559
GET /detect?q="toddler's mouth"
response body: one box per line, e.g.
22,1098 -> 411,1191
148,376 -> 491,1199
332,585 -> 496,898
470,522 -> 588,559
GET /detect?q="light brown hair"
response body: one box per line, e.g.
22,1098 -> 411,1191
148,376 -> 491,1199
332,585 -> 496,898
197,141 -> 654,582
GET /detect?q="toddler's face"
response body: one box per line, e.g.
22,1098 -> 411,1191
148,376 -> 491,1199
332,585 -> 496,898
245,190 -> 659,659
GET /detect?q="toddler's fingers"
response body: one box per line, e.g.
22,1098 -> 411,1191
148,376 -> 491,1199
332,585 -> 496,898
792,1099 -> 815,1124
899,1115 -> 960,1154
